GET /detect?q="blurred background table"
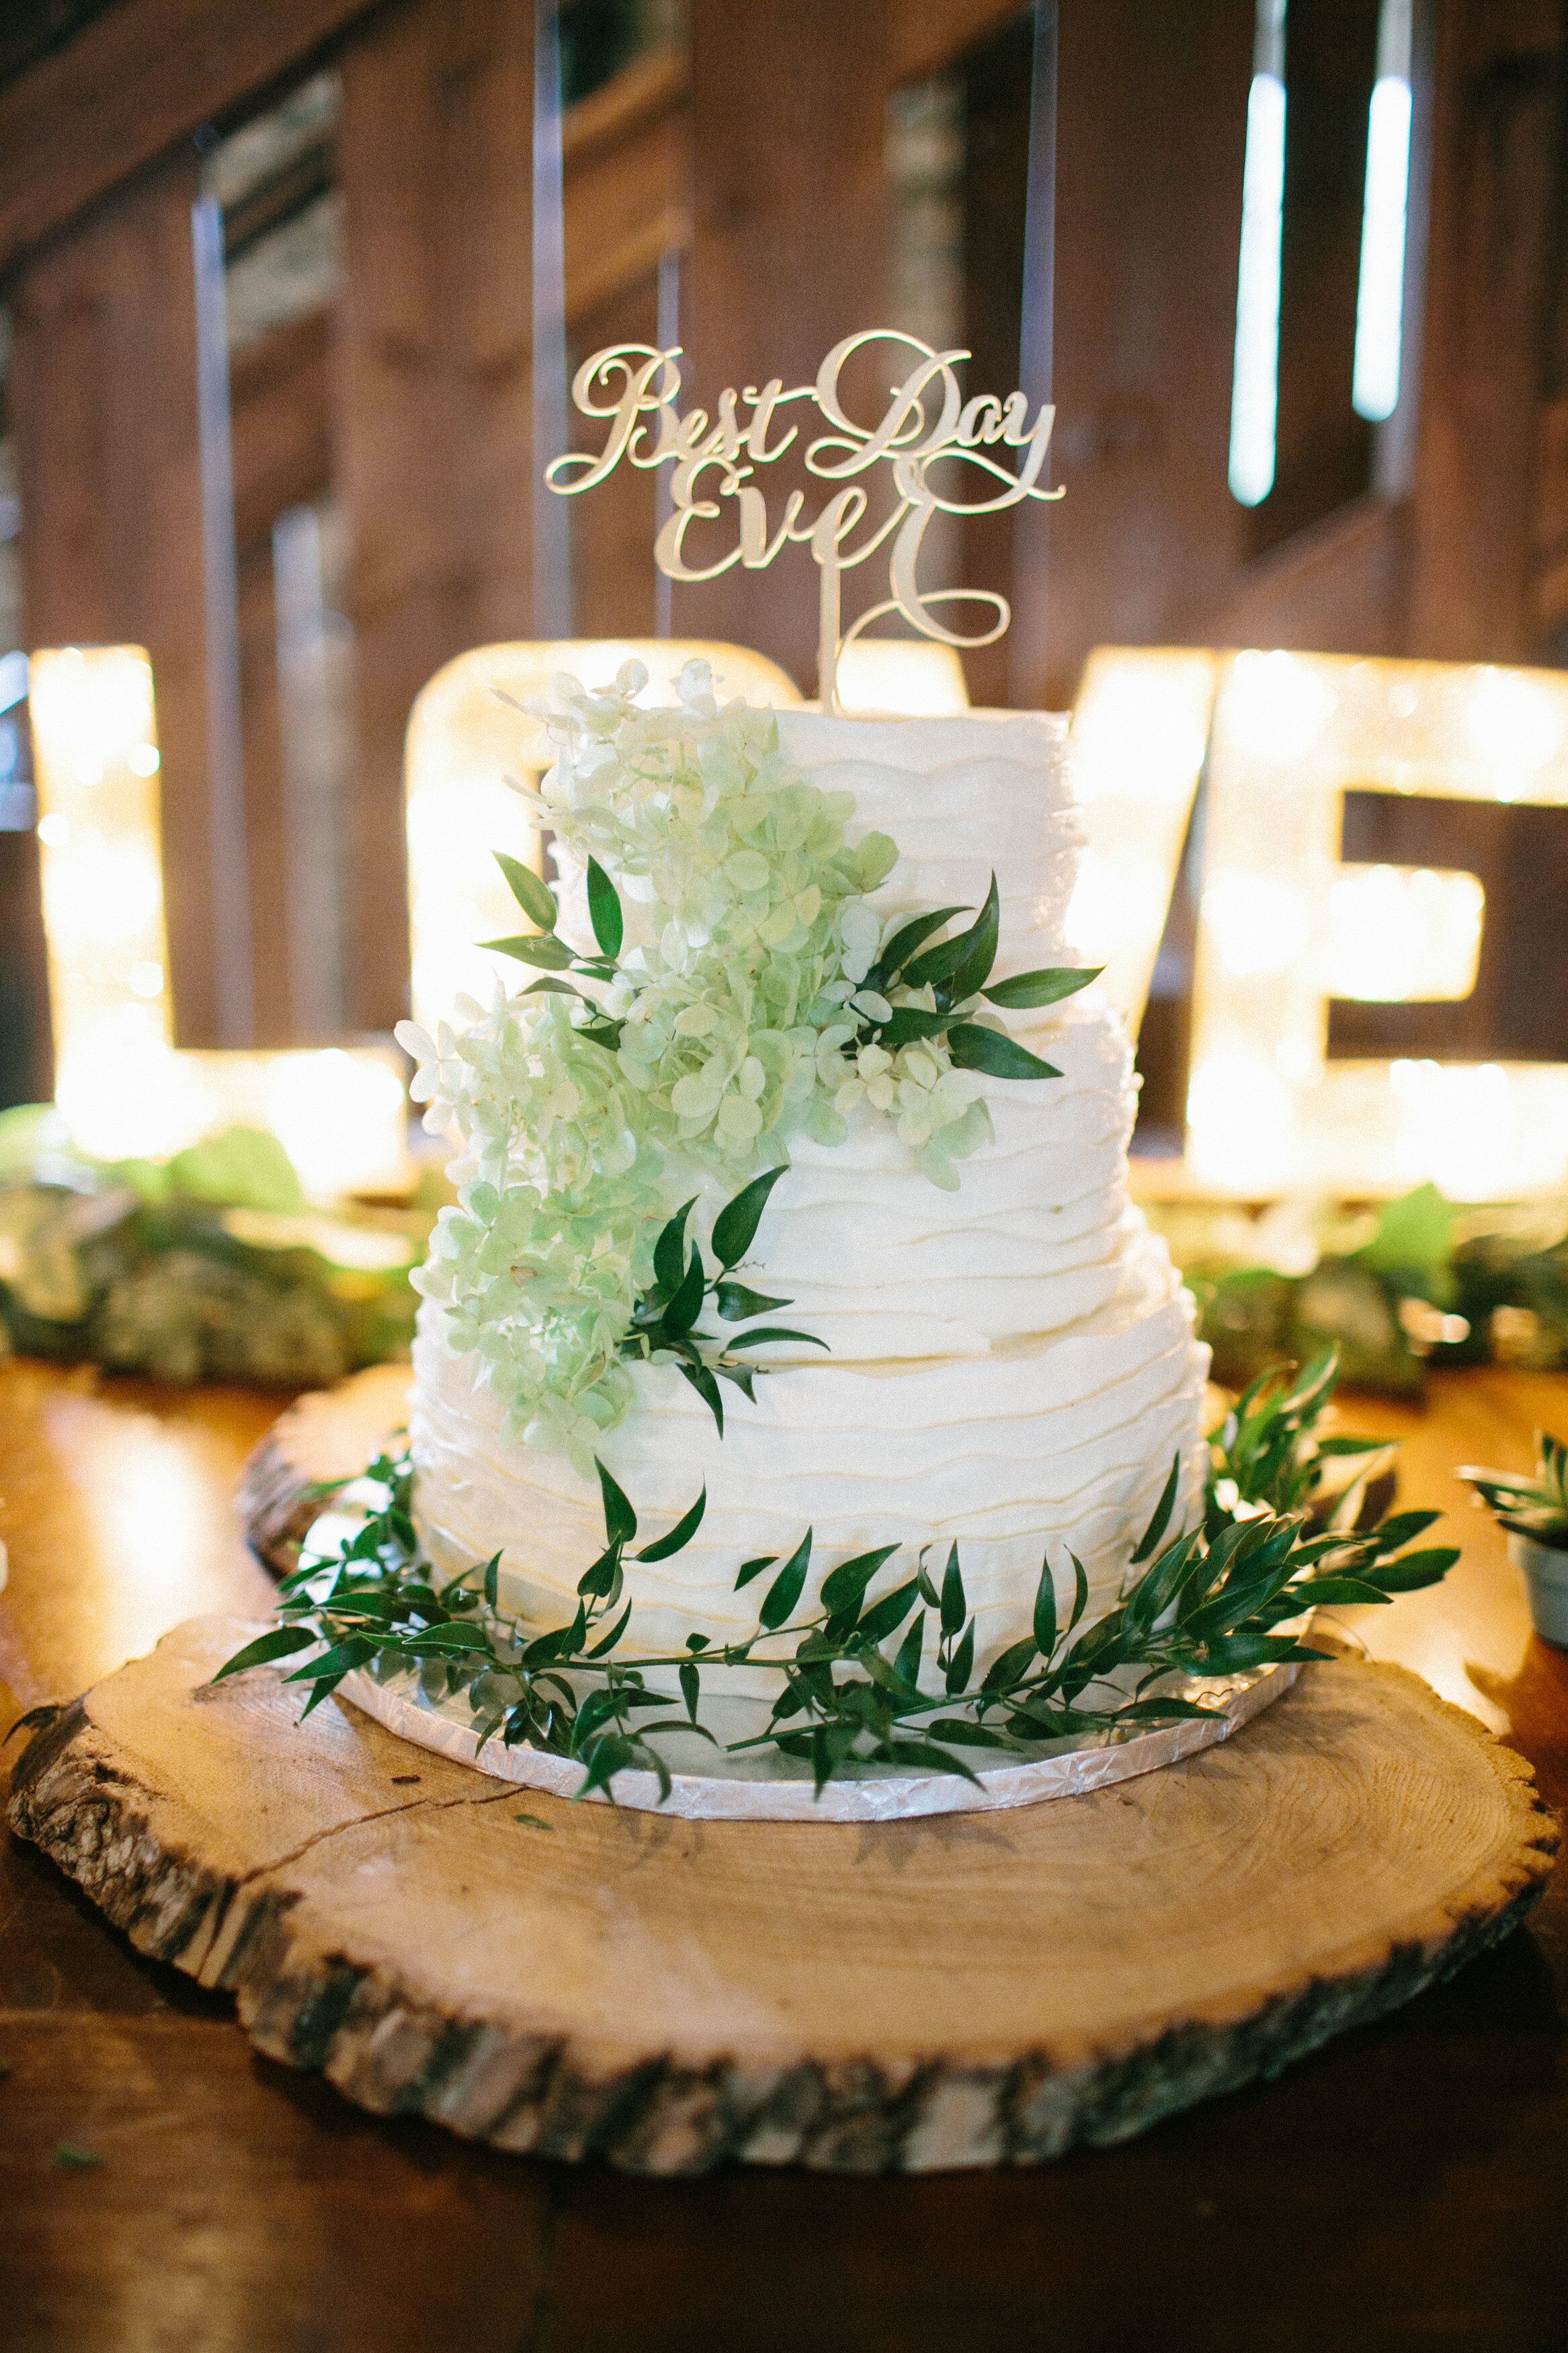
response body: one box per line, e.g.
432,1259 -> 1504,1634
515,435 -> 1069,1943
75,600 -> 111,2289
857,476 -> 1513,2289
2,1355 -> 1567,2353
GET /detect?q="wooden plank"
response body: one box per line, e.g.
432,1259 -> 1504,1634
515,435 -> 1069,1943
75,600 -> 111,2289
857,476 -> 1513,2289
1203,493 -> 1408,656
0,0 -> 380,275
1262,0 -> 1379,553
235,539 -> 292,1045
563,75 -> 688,328
893,0 -> 1030,85
333,0 -> 534,1033
968,0 -> 1257,710
0,827 -> 53,1105
229,306 -> 333,551
682,0 -> 893,692
1407,3 -> 1562,660
569,274 -> 665,641
7,150 -> 230,1047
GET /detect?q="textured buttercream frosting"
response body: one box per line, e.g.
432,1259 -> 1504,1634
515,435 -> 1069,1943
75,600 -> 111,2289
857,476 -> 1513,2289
411,705 -> 1210,1680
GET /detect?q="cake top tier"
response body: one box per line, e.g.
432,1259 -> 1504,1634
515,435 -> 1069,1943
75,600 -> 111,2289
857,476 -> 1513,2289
773,706 -> 1077,973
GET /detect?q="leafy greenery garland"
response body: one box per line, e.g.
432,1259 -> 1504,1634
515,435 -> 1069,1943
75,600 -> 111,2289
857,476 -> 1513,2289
217,1353 -> 1457,1801
394,661 -> 1096,1472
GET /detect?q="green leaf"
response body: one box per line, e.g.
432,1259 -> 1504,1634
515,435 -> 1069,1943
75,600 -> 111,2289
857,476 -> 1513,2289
679,1659 -> 701,1724
981,964 -> 1102,1010
577,1734 -> 636,1800
210,1624 -> 317,1683
925,1718 -> 1018,1749
983,1634 -> 1040,1693
586,1602 -> 633,1657
714,1280 -> 792,1321
904,880 -> 997,990
677,1357 -> 726,1436
712,1165 -> 790,1269
943,872 -> 1001,1002
946,1023 -> 1059,1081
819,1544 -> 901,1619
494,850 -> 558,931
576,1019 -> 625,1053
595,1459 -> 638,1547
1032,1558 -> 1058,1659
877,1006 -> 952,1050
577,1542 -> 621,1599
722,1326 -> 829,1353
939,1542 -> 966,1636
480,932 -> 575,970
518,973 -> 583,996
872,906 -> 969,985
1370,1545 -> 1459,1592
893,1609 -> 926,1688
884,1738 -> 981,1786
651,1199 -> 696,1298
1130,1457 -> 1182,1564
1368,1509 -> 1442,1554
284,1637 -> 375,1683
856,1577 -> 921,1646
944,1621 -> 975,1695
1067,1552 -> 1089,1635
585,856 -> 624,958
759,1531 -> 813,1630
735,1553 -> 778,1590
1296,1575 -> 1389,1607
636,1484 -> 707,1562
663,1244 -> 708,1336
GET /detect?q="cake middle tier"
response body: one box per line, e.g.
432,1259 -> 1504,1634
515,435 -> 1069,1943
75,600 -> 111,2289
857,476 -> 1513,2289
746,997 -> 1141,1360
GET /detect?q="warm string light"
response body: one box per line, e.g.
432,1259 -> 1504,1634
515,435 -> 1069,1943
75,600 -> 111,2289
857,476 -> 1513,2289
28,645 -> 408,1198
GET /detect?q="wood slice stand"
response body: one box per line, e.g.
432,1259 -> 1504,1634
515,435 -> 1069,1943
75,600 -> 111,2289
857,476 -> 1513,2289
7,1609 -> 1555,2173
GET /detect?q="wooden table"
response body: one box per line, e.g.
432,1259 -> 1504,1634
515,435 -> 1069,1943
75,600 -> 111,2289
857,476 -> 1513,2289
3,1356 -> 1567,2352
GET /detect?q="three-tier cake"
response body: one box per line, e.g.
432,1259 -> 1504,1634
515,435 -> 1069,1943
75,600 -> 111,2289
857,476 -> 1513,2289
406,684 -> 1210,1692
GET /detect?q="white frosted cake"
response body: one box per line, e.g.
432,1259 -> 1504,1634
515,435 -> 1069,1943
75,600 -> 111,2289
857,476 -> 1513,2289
405,682 -> 1210,1691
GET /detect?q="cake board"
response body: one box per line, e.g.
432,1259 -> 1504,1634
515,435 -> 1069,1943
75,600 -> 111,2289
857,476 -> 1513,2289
7,1613 -> 1555,2173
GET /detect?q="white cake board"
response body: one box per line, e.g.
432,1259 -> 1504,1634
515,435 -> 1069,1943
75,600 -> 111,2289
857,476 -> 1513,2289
336,1654 -> 1301,1821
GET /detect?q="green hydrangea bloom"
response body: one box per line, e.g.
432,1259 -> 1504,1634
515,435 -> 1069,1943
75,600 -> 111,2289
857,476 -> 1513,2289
397,660 -> 993,1469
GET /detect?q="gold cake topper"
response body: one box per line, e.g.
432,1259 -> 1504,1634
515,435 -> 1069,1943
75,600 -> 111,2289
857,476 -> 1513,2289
546,329 -> 1061,710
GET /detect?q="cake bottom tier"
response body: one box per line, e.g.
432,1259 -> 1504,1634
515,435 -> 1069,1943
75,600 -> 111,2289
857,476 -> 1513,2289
411,1234 -> 1210,1694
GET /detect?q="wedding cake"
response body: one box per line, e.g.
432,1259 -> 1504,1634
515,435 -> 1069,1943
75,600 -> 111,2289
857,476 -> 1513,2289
402,666 -> 1209,1693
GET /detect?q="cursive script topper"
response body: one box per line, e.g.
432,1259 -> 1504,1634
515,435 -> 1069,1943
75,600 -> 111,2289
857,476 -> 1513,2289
545,329 -> 1062,710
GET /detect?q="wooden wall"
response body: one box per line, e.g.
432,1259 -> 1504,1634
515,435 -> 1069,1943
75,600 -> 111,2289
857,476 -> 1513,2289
3,0 -> 1568,1107
9,150 -> 234,1047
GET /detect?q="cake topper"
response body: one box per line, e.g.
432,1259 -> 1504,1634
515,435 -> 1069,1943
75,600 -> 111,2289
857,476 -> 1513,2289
545,329 -> 1061,710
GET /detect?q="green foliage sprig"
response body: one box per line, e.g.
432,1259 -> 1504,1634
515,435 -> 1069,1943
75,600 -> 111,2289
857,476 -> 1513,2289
481,848 -> 628,1053
216,1353 -> 1457,1801
618,1164 -> 826,1433
1460,1430 -> 1568,1552
839,871 -> 1102,1086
